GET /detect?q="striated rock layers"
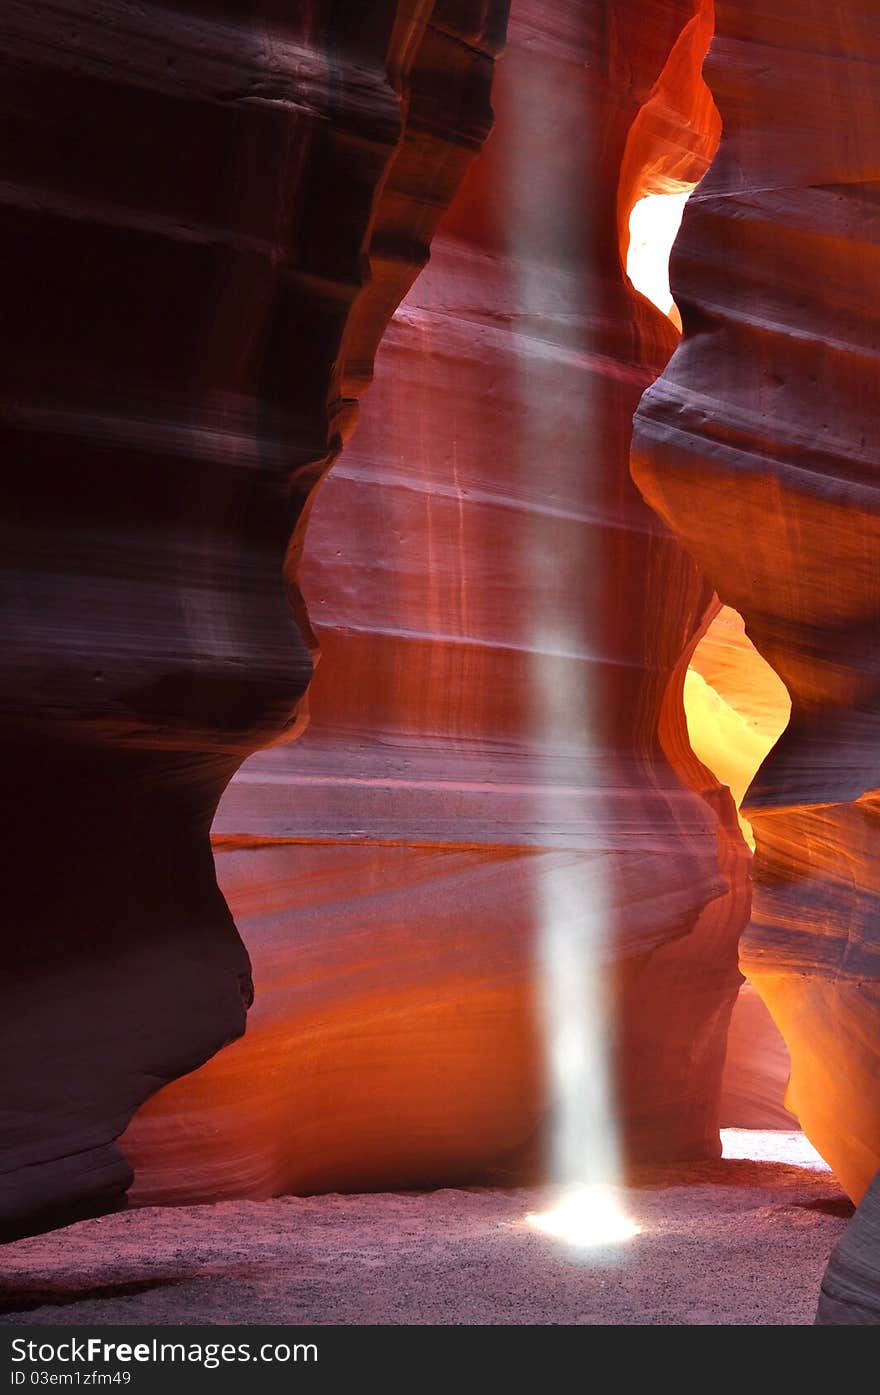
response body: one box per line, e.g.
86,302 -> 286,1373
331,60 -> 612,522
0,0 -> 506,1240
632,0 -> 880,1317
123,0 -> 750,1205
686,605 -> 794,1126
817,1170 -> 880,1324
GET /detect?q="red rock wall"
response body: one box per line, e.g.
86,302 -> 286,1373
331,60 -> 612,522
686,607 -> 795,1125
719,984 -> 797,1130
0,0 -> 505,1240
817,1168 -> 880,1324
630,0 -> 880,1321
633,0 -> 880,1211
124,0 -> 750,1204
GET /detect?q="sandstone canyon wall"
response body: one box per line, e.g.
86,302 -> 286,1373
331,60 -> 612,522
0,0 -> 506,1240
9,0 -> 861,1275
687,605 -> 795,1127
123,0 -> 751,1205
818,1167 -> 880,1324
631,0 -> 880,1320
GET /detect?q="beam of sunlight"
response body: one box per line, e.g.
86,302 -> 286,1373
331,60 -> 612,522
501,55 -> 631,1241
526,852 -> 639,1247
502,56 -> 652,1255
527,1182 -> 641,1246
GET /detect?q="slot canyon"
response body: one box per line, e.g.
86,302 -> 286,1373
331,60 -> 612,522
1,0 -> 878,1329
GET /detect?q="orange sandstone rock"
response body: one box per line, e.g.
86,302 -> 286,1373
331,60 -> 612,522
632,0 -> 880,1313
125,0 -> 748,1202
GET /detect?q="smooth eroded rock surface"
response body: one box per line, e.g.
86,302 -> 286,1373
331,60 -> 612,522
124,0 -> 750,1203
0,0 -> 505,1239
817,1167 -> 880,1324
632,0 -> 880,1313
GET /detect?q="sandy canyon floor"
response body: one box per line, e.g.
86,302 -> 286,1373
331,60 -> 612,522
0,1134 -> 850,1326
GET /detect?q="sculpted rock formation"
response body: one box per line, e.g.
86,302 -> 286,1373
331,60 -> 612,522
817,1169 -> 880,1324
685,605 -> 790,850
719,983 -> 796,1131
13,0 -> 847,1263
631,0 -> 880,1319
686,605 -> 793,1126
0,0 -> 506,1240
123,0 -> 751,1204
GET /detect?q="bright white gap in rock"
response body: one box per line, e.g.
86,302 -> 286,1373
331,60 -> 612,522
626,190 -> 690,318
720,1130 -> 830,1170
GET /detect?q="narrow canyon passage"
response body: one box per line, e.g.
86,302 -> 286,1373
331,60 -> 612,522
125,0 -> 748,1211
110,0 -> 847,1322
